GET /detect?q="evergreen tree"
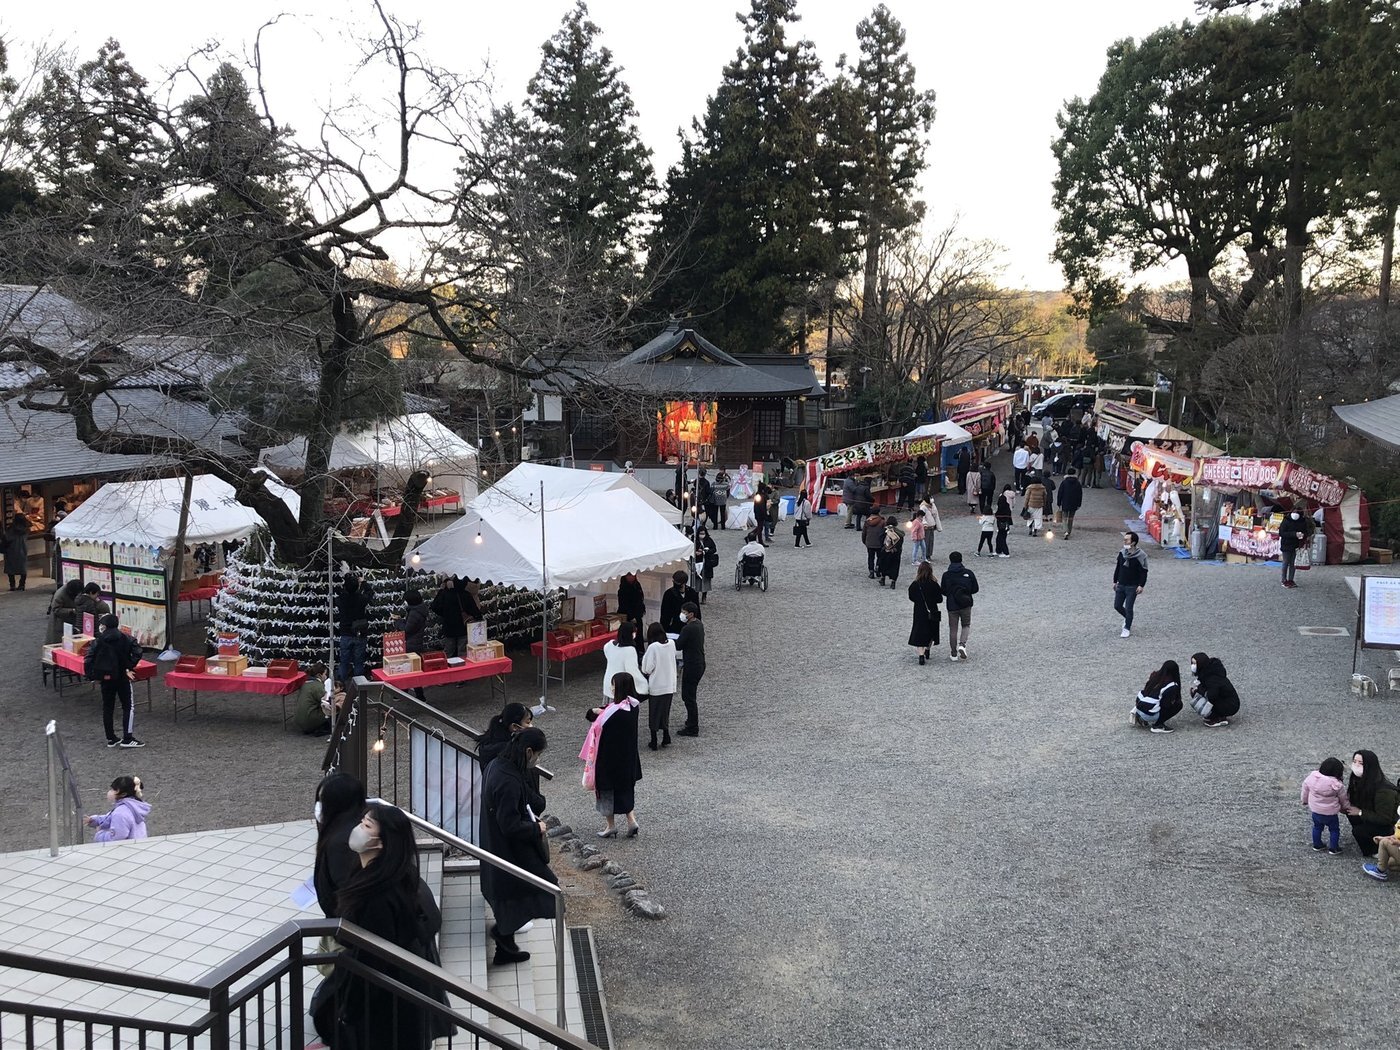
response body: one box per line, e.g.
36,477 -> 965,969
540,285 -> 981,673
649,0 -> 836,355
844,5 -> 936,367
525,1 -> 655,291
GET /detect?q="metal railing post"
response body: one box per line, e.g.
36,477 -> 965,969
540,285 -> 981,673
46,721 -> 60,858
555,893 -> 567,1030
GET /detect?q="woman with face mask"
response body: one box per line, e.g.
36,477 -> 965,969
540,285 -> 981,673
319,803 -> 447,1049
1346,750 -> 1400,857
86,775 -> 150,842
1187,652 -> 1240,727
479,728 -> 559,965
582,672 -> 644,839
312,772 -> 366,919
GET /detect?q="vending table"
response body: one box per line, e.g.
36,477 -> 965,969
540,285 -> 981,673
529,631 -> 616,687
44,646 -> 157,707
371,656 -> 512,704
164,670 -> 308,723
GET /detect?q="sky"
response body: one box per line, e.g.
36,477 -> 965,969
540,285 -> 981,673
0,0 -> 1205,291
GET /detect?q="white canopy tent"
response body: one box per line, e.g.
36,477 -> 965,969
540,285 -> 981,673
54,473 -> 300,548
473,461 -> 679,521
904,420 -> 974,446
258,413 -> 479,502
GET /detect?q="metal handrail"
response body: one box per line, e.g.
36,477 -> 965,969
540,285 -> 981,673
45,720 -> 83,856
369,796 -> 568,1031
0,916 -> 598,1049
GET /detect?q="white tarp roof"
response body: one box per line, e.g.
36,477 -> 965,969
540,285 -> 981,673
409,486 -> 691,589
258,413 -> 477,477
1128,420 -> 1224,458
904,420 -> 974,446
54,473 -> 300,549
473,461 -> 679,520
1334,395 -> 1400,453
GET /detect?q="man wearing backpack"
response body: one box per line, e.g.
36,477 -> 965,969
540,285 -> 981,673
86,613 -> 145,748
940,551 -> 980,662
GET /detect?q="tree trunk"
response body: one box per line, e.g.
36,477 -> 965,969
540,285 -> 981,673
1380,200 -> 1396,316
860,215 -> 884,376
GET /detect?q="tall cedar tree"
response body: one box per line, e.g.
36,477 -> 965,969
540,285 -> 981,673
525,1 -> 655,300
649,0 -> 836,355
845,5 -> 936,371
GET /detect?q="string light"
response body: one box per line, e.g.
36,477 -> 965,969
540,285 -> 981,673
474,524 -> 483,545
409,552 -> 421,566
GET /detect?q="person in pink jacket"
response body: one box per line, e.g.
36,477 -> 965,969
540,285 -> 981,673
87,775 -> 151,842
1301,758 -> 1357,855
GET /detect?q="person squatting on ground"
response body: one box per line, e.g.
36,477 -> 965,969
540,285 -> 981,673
1301,757 -> 1355,856
1113,531 -> 1149,637
907,562 -> 944,666
85,612 -> 145,748
1188,652 -> 1240,728
862,509 -> 887,578
87,775 -> 150,842
1361,813 -> 1400,881
480,728 -> 559,966
641,622 -> 677,750
1346,750 -> 1399,858
877,518 -> 905,588
582,672 -> 644,839
292,662 -> 334,736
1131,660 -> 1182,733
674,601 -> 706,736
1279,508 -> 1314,588
941,552 -> 978,662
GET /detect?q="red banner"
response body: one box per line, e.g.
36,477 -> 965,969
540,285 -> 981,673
1129,442 -> 1195,482
1192,457 -> 1348,508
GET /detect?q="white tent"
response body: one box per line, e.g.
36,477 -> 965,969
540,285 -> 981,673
258,413 -> 479,502
409,487 -> 691,590
1127,420 -> 1224,458
54,474 -> 300,548
472,462 -> 679,521
904,420 -> 974,446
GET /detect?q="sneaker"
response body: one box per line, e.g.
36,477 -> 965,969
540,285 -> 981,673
998,553 -> 1010,558
105,739 -> 120,748
1120,628 -> 1131,638
119,737 -> 146,748
918,654 -> 926,665
1328,848 -> 1343,856
1362,862 -> 1388,880
1149,724 -> 1174,734
949,652 -> 960,662
957,645 -> 968,661
1312,843 -> 1327,852
1203,718 -> 1230,728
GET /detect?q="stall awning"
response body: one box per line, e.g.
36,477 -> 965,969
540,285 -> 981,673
904,420 -> 973,446
1333,395 -> 1400,452
1127,420 -> 1224,458
53,474 -> 299,548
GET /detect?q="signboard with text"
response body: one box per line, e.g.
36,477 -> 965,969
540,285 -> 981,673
1360,576 -> 1400,649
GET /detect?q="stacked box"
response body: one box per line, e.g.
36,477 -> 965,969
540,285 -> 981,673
207,655 -> 249,676
419,651 -> 448,671
266,659 -> 300,679
174,655 -> 207,674
64,634 -> 95,655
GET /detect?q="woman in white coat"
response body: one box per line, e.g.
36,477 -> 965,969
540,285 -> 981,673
602,621 -> 649,702
640,622 -> 677,750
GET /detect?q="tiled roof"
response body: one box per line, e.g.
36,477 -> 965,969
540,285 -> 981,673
0,399 -> 173,485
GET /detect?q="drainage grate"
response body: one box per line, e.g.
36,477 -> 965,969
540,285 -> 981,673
1297,626 -> 1349,636
570,926 -> 613,1049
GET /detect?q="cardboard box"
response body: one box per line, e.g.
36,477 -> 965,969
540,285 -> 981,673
1225,553 -> 1248,564
174,654 -> 207,674
383,653 -> 423,675
207,655 -> 249,677
1370,547 -> 1394,565
467,641 -> 505,662
42,643 -> 62,665
266,659 -> 300,679
64,634 -> 94,655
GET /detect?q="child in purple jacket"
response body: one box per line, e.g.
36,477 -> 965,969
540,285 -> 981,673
87,775 -> 151,842
1301,758 -> 1357,855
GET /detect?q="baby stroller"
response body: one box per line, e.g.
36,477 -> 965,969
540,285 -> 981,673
735,552 -> 769,591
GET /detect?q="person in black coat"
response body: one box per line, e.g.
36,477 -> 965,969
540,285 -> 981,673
313,772 -> 366,918
3,513 -> 30,590
994,488 -> 1014,557
86,613 -> 145,747
401,588 -> 430,700
1056,469 -> 1084,538
940,552 -> 979,661
1278,508 -> 1315,588
674,601 -> 706,736
324,804 -> 446,1050
479,728 -> 559,964
978,464 -> 996,514
617,572 -> 647,631
693,526 -> 718,605
586,671 -> 644,838
1188,652 -> 1240,727
430,577 -> 482,659
955,446 -> 971,495
335,575 -> 373,686
659,570 -> 699,633
907,562 -> 944,665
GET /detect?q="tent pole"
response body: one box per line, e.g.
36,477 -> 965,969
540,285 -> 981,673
537,480 -> 553,714
327,528 -> 336,680
158,471 -> 194,660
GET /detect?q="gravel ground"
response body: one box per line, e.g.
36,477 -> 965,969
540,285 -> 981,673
3,455 -> 1399,1049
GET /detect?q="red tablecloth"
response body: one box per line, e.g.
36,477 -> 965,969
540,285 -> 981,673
177,587 -> 219,603
164,671 -> 307,695
528,630 -> 616,661
371,657 -> 512,689
49,647 -> 158,681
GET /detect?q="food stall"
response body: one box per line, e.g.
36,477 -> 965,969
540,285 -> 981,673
806,435 -> 942,515
1095,401 -> 1159,488
1127,442 -> 1200,548
942,390 -> 1017,466
904,421 -> 973,493
1191,457 -> 1369,565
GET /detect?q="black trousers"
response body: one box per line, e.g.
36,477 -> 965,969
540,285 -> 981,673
681,669 -> 704,731
649,692 -> 673,738
1348,815 -> 1389,857
995,526 -> 1010,555
977,531 -> 994,553
101,677 -> 135,742
979,492 -> 993,514
867,547 -> 879,573
7,573 -> 25,590
707,503 -> 723,529
793,521 -> 810,546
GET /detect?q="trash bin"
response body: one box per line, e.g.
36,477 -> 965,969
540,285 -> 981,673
780,495 -> 796,516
